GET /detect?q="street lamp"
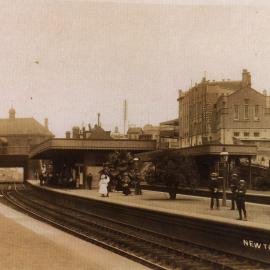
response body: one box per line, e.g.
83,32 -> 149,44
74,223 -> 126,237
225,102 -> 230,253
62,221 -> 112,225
133,157 -> 140,169
220,150 -> 229,207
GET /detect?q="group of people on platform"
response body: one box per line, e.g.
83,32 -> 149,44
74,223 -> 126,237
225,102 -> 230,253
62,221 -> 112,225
209,172 -> 247,221
98,171 -> 142,197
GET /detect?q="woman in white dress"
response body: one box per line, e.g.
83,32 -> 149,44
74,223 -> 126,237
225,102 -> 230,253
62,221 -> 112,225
98,174 -> 110,197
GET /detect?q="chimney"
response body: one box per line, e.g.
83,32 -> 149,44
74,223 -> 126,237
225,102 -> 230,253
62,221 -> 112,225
9,107 -> 16,119
242,69 -> 251,87
65,131 -> 71,139
72,126 -> 80,139
44,118 -> 48,129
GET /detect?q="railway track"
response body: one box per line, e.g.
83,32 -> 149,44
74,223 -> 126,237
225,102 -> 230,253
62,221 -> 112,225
0,183 -> 269,270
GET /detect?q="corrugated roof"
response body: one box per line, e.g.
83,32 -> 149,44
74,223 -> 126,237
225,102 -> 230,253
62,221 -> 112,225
0,118 -> 54,136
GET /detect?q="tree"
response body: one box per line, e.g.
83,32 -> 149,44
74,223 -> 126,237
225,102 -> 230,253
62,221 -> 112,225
145,150 -> 199,199
103,151 -> 136,190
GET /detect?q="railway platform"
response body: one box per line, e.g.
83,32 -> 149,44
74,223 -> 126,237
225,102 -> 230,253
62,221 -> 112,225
25,180 -> 270,265
142,184 -> 270,205
27,180 -> 270,230
0,188 -> 150,270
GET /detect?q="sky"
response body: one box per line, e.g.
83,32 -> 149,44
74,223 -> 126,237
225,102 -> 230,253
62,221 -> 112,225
1,0 -> 270,137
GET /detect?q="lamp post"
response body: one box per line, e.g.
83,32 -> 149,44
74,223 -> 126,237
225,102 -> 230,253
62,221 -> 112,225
133,157 -> 140,170
220,150 -> 229,207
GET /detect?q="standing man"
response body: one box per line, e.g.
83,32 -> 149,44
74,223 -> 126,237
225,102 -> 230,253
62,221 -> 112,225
229,173 -> 239,210
86,172 -> 93,190
209,172 -> 220,210
122,172 -> 131,196
134,171 -> 142,195
40,165 -> 47,186
236,179 -> 247,221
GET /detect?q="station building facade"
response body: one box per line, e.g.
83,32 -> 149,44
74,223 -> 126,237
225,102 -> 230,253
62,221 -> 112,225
178,70 -> 249,147
212,85 -> 270,145
178,69 -> 270,165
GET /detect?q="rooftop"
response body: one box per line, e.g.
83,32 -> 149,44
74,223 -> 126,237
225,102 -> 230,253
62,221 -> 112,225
0,118 -> 54,137
0,108 -> 54,137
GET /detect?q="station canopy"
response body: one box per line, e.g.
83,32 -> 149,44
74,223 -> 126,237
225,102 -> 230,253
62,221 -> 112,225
30,138 -> 157,159
137,144 -> 257,162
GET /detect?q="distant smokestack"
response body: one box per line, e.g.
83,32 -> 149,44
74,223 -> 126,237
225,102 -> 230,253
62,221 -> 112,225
123,99 -> 128,135
97,113 -> 101,127
44,118 -> 48,129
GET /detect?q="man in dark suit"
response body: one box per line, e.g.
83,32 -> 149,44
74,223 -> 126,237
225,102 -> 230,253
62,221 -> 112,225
209,172 -> 220,210
236,179 -> 247,221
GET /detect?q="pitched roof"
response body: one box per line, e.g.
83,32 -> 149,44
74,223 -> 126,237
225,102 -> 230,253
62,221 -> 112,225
207,80 -> 242,91
160,118 -> 179,126
86,125 -> 112,140
127,127 -> 143,134
226,86 -> 265,98
0,118 -> 54,136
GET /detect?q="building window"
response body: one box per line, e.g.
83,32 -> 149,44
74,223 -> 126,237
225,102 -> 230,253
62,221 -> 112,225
233,132 -> 240,137
254,105 -> 259,120
234,105 -> 239,120
244,99 -> 249,120
244,105 -> 249,119
244,132 -> 249,137
254,132 -> 260,137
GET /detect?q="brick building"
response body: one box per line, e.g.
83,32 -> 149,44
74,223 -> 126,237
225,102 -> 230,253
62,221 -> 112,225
178,70 -> 270,146
141,124 -> 159,140
159,119 -> 179,148
212,84 -> 270,145
127,127 -> 143,140
0,108 -> 54,149
0,108 -> 54,179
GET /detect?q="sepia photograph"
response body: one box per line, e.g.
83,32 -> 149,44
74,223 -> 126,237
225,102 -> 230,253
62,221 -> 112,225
0,0 -> 270,269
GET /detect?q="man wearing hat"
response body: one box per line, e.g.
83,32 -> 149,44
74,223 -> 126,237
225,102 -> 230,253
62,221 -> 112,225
229,173 -> 239,210
236,179 -> 247,221
209,172 -> 220,210
122,172 -> 131,196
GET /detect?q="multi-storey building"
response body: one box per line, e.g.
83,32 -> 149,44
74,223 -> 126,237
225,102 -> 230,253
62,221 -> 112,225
159,119 -> 179,149
212,84 -> 270,145
178,69 -> 267,147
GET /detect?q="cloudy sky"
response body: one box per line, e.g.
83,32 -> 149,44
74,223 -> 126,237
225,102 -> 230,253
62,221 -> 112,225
1,0 -> 270,136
